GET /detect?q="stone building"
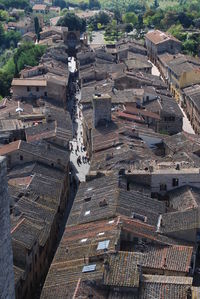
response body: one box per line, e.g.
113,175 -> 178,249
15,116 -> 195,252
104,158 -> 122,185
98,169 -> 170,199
7,17 -> 35,35
145,30 -> 181,63
22,32 -> 37,43
166,55 -> 200,101
0,156 -> 15,299
32,4 -> 48,14
183,84 -> 200,133
92,94 -> 111,127
11,76 -> 67,107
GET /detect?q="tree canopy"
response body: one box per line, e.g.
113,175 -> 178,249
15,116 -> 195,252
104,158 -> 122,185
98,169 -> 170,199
57,12 -> 86,32
0,23 -> 21,51
88,11 -> 110,30
0,43 -> 46,98
122,12 -> 138,26
89,0 -> 101,10
53,0 -> 66,9
0,0 -> 30,10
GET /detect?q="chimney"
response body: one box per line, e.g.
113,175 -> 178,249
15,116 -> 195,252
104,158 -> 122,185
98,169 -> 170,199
92,94 -> 111,128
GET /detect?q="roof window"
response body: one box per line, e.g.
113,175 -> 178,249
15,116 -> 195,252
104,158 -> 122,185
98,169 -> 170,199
97,240 -> 110,250
82,264 -> 96,273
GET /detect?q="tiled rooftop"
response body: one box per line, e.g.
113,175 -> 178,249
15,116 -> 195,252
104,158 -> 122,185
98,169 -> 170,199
145,30 -> 181,45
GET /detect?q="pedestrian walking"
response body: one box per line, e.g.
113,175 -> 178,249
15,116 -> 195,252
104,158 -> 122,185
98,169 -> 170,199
77,156 -> 82,166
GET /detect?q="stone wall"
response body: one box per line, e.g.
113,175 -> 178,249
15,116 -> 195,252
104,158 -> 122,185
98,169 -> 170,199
0,156 -> 15,299
92,95 -> 111,127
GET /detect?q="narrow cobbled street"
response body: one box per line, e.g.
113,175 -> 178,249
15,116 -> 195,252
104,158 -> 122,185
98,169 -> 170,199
68,57 -> 90,183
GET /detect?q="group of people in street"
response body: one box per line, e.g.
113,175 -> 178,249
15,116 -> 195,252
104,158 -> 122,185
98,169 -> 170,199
69,80 -> 90,168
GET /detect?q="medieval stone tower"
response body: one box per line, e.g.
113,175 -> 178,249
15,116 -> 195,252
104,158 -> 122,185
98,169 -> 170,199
0,156 -> 15,299
92,94 -> 112,128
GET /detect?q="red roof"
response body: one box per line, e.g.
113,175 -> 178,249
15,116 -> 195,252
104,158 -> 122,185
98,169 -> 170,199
117,111 -> 144,123
125,106 -> 160,120
145,30 -> 181,45
0,140 -> 21,156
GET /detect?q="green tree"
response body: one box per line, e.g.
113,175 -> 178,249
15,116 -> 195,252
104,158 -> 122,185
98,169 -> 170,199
127,2 -> 146,14
57,12 -> 86,32
0,70 -> 13,97
79,2 -> 89,10
53,0 -> 66,9
34,16 -> 41,40
125,23 -> 133,32
104,19 -> 123,43
88,11 -> 110,30
168,24 -> 186,41
13,43 -> 46,75
183,39 -> 198,55
0,22 -> 5,46
113,8 -> 122,23
0,9 -> 8,21
153,0 -> 159,9
138,14 -> 144,29
89,0 -> 101,10
178,11 -> 193,28
122,12 -> 138,26
0,0 -> 30,10
4,31 -> 21,48
162,11 -> 179,29
0,43 -> 46,98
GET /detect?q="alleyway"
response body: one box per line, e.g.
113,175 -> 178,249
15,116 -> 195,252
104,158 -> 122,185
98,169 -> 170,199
150,61 -> 195,135
68,57 -> 90,182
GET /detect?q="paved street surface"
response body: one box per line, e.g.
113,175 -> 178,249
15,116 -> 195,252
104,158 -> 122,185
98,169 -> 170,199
178,104 -> 195,134
150,61 -> 195,134
70,91 -> 90,182
68,57 -> 77,73
68,57 -> 90,182
149,60 -> 160,76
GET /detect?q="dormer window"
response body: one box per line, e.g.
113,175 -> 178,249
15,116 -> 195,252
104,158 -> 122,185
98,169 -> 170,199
132,212 -> 147,223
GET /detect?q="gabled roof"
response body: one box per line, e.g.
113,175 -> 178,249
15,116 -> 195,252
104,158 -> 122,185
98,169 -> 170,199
159,208 -> 200,234
0,140 -> 21,155
145,30 -> 181,45
0,140 -> 69,167
141,275 -> 193,299
168,185 -> 200,211
140,244 -> 193,273
67,174 -> 165,226
104,251 -> 140,288
12,78 -> 47,87
11,218 -> 42,250
33,4 -> 47,10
